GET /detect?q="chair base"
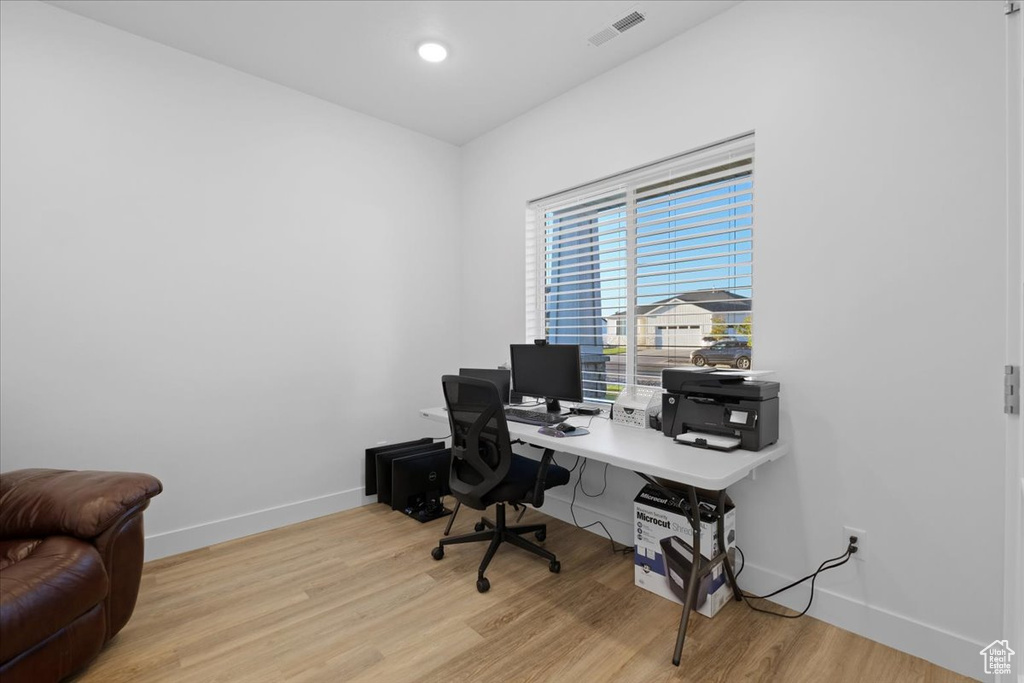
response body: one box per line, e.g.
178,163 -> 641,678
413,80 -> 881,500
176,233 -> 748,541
434,503 -> 560,591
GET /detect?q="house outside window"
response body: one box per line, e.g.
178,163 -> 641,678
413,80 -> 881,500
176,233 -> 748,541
526,135 -> 755,401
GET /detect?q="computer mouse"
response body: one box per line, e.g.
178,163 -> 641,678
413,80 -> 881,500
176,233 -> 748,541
537,426 -> 565,437
556,422 -> 576,433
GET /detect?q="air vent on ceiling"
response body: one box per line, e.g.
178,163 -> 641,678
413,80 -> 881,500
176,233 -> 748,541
612,11 -> 645,33
588,27 -> 619,47
587,9 -> 646,47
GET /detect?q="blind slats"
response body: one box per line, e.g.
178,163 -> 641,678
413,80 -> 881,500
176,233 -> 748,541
635,201 -> 753,237
636,231 -> 752,255
635,185 -> 752,221
545,240 -> 627,260
634,161 -> 754,204
543,194 -> 627,226
638,248 -> 753,271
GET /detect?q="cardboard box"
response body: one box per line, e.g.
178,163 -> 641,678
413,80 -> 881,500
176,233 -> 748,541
633,484 -> 736,618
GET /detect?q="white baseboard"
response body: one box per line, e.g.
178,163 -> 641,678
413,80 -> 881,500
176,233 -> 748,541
144,488 -> 363,561
535,497 -> 985,680
540,490 -> 635,546
737,561 -> 985,680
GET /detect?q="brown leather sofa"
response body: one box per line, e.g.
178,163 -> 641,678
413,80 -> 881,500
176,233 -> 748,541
0,468 -> 162,682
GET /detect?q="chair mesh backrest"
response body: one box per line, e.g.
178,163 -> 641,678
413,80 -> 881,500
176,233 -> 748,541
440,375 -> 513,510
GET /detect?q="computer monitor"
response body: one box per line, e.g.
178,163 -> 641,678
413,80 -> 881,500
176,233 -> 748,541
374,441 -> 446,506
364,438 -> 434,496
459,368 -> 511,404
509,343 -> 583,413
391,449 -> 452,521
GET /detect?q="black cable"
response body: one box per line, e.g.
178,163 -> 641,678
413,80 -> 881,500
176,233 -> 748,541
733,544 -> 854,619
517,399 -> 546,408
741,553 -> 851,619
743,546 -> 851,600
576,458 -> 609,498
562,414 -> 597,430
556,455 -> 632,555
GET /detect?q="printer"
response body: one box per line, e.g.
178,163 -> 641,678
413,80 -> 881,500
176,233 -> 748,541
661,368 -> 780,451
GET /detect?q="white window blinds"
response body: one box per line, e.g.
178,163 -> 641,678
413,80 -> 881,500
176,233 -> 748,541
526,134 -> 755,401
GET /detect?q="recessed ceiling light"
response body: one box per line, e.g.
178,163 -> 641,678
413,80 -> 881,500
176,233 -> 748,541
418,42 -> 448,63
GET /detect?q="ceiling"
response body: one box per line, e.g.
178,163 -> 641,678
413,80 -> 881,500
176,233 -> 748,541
45,0 -> 739,146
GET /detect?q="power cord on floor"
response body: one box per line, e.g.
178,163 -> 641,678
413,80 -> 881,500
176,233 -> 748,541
732,540 -> 856,619
556,455 -> 633,556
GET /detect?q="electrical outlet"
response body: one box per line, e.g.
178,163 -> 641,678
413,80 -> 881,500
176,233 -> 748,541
843,526 -> 867,561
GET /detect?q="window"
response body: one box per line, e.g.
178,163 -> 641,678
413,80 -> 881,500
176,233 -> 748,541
526,135 -> 754,401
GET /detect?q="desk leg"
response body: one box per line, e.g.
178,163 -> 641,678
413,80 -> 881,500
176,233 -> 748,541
671,485 -> 702,666
716,489 -> 743,601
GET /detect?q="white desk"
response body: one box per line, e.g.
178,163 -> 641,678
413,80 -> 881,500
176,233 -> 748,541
421,404 -> 788,665
419,407 -> 787,490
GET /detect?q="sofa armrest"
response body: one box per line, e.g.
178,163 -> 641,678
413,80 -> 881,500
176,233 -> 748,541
0,469 -> 162,540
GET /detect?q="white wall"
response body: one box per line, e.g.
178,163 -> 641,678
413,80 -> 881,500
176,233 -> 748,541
460,1 -> 1007,677
0,1 -> 461,558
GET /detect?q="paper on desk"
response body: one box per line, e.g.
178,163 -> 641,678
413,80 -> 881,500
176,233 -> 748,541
675,431 -> 741,451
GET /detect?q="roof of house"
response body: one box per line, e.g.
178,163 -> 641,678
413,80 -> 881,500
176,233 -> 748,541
980,640 -> 1015,654
606,290 -> 751,319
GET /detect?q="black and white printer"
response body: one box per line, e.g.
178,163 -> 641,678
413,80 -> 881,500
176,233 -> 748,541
661,368 -> 780,452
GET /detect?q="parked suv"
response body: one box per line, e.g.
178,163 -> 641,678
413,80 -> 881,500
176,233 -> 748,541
691,341 -> 752,370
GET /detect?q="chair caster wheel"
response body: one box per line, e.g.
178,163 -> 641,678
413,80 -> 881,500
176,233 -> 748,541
535,530 -> 546,542
474,522 -> 486,532
549,560 -> 561,574
476,577 -> 490,593
431,546 -> 444,561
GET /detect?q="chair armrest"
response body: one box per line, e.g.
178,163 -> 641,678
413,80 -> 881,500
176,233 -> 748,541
530,448 -> 556,508
0,469 -> 162,540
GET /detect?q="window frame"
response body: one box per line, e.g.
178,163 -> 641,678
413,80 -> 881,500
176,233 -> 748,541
525,134 -> 755,401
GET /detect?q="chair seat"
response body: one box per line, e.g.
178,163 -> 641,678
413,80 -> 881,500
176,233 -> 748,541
484,454 -> 569,507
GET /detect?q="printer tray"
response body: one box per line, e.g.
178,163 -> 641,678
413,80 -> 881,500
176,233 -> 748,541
676,431 -> 741,451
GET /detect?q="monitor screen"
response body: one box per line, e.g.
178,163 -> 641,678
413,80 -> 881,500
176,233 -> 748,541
509,343 -> 582,412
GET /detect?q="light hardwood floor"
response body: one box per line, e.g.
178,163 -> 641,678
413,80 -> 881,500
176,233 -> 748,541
75,504 -> 970,683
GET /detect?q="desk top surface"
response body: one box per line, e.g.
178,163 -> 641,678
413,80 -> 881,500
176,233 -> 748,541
420,407 -> 788,490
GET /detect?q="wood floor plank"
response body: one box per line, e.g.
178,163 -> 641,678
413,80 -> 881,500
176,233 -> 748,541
71,504 -> 971,683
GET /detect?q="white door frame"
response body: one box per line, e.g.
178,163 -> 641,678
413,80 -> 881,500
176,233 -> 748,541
1003,5 -> 1023,681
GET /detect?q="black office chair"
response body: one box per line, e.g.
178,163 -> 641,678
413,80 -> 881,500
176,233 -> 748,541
431,375 -> 570,592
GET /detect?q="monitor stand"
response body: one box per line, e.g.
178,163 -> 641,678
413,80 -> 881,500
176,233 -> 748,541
545,398 -> 562,414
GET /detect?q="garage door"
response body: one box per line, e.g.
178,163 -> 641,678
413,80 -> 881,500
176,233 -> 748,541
655,325 -> 702,348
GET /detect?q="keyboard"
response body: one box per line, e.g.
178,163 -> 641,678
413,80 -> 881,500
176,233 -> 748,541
504,408 -> 564,426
